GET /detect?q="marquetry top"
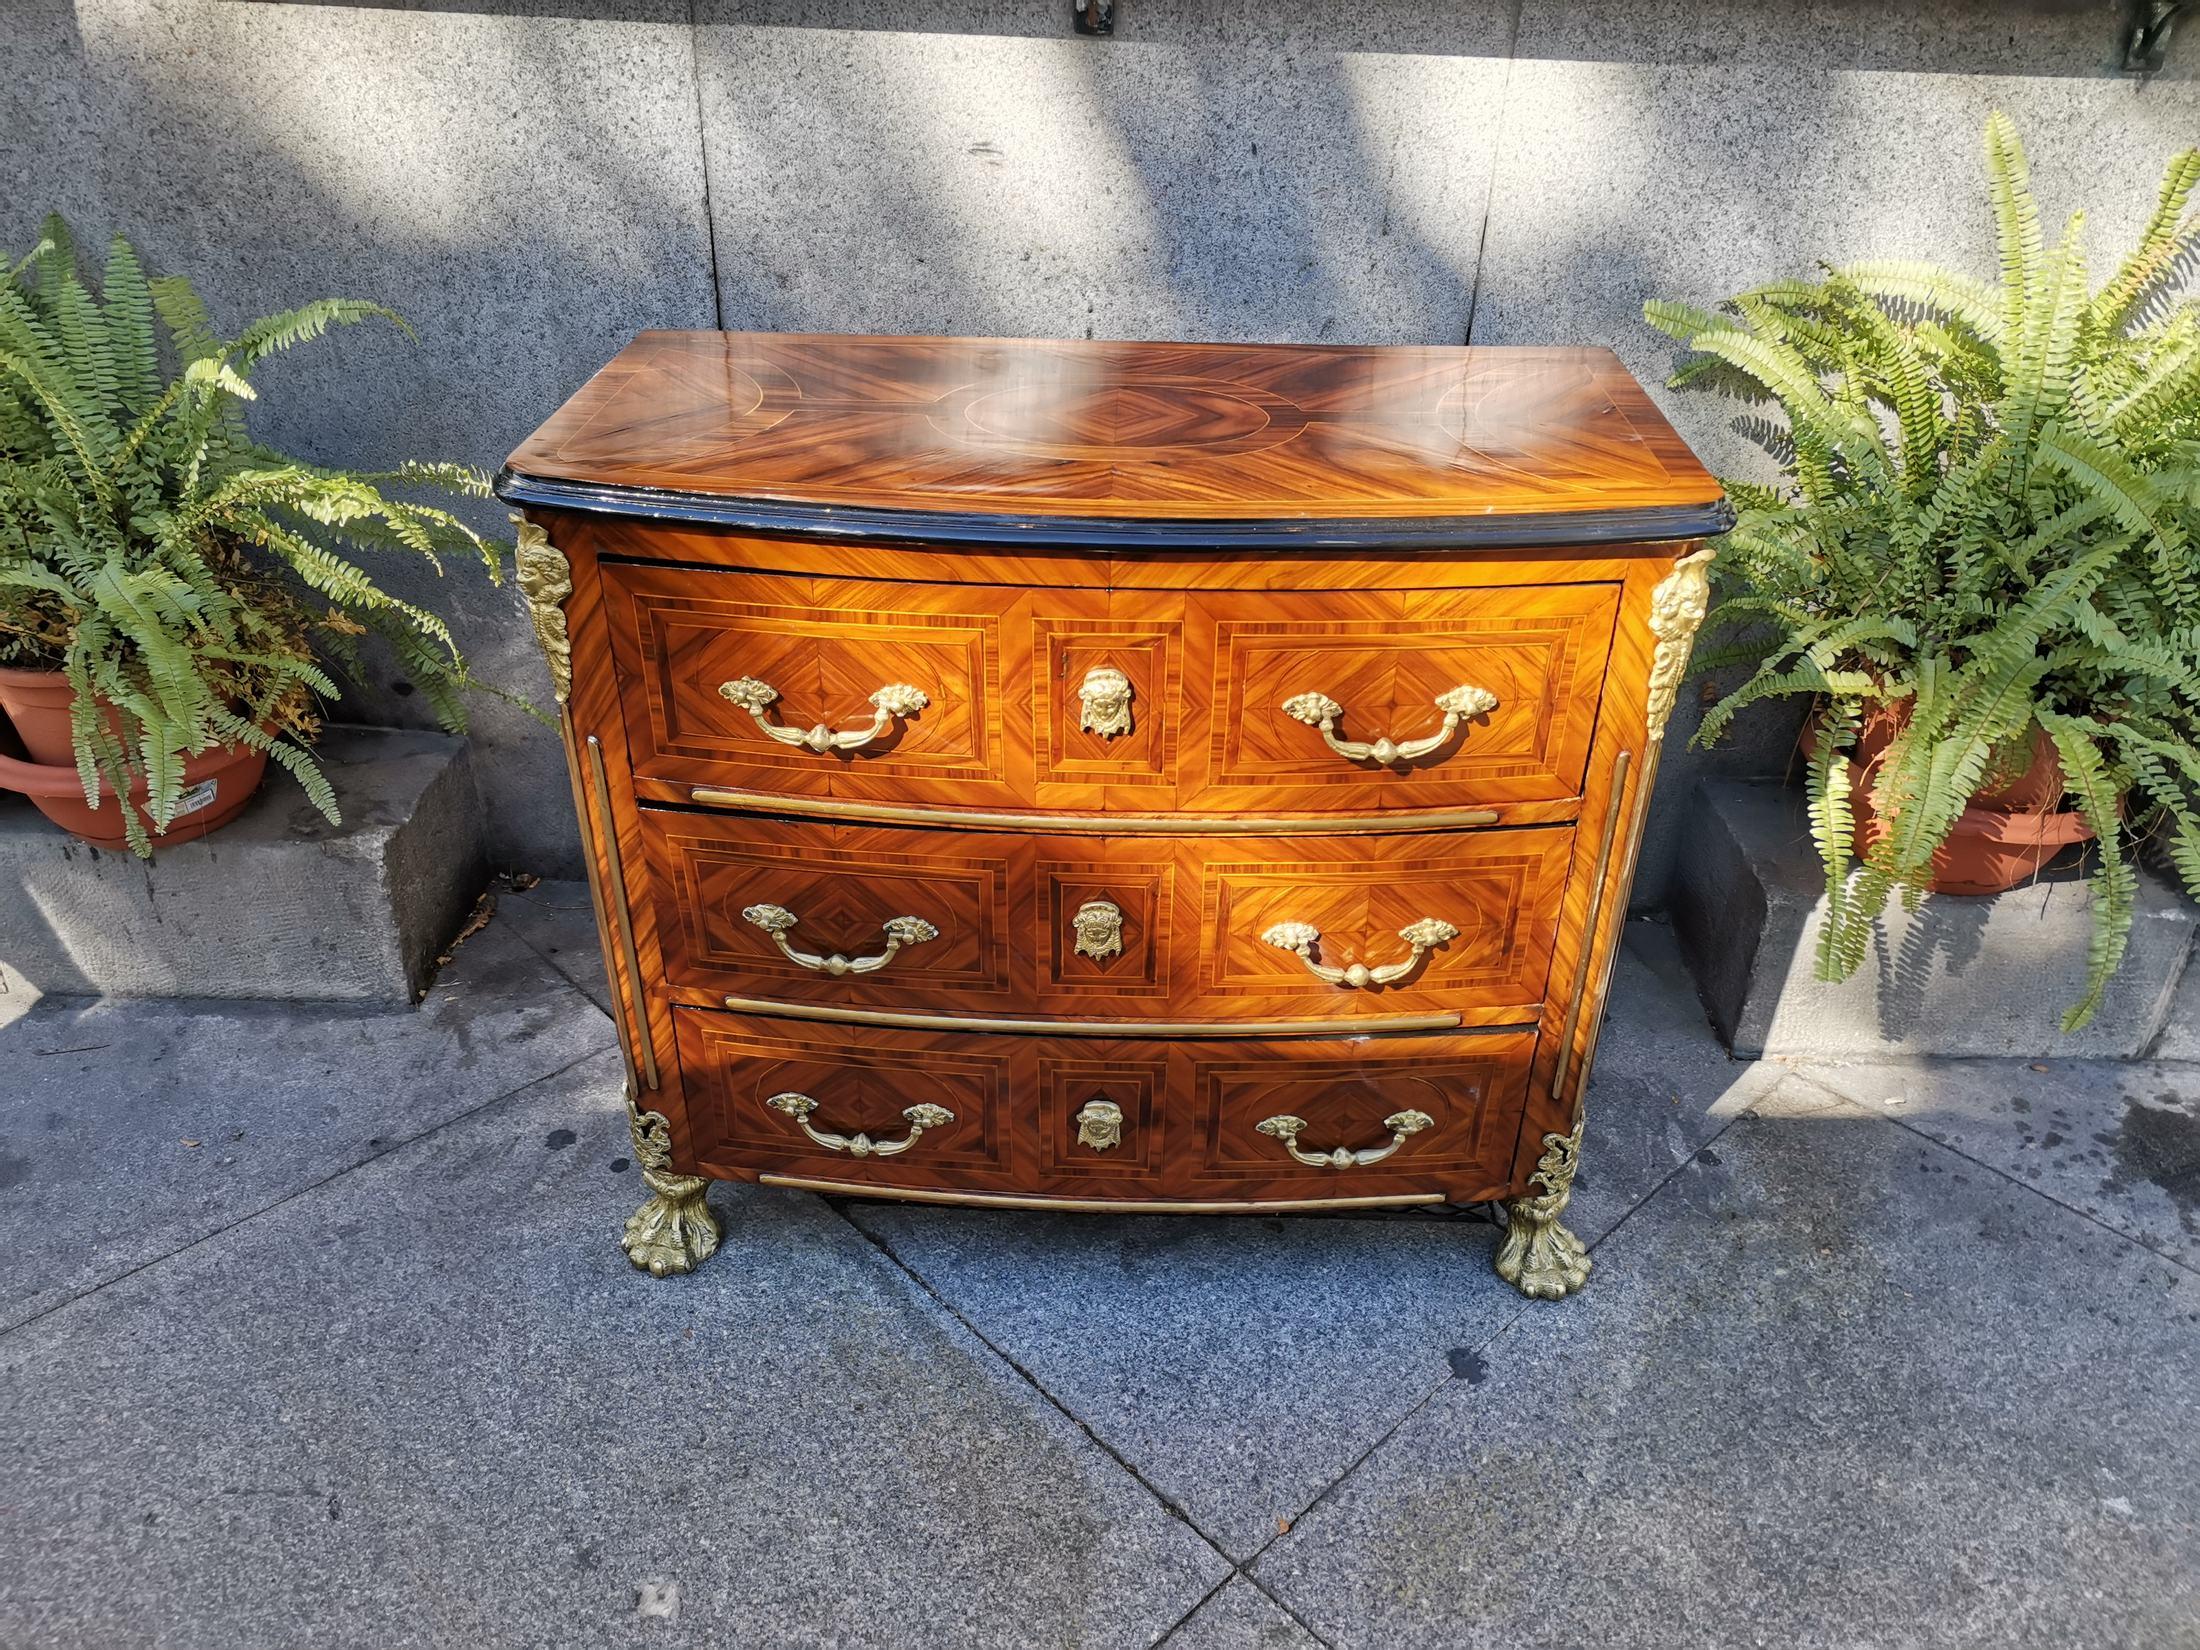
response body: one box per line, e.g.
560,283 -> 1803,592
499,331 -> 1728,549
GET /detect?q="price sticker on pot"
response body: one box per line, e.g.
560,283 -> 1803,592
174,779 -> 220,819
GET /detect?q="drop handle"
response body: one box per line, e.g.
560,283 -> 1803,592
743,903 -> 939,976
1280,684 -> 1496,766
1260,918 -> 1458,988
719,675 -> 928,754
1255,1110 -> 1435,1169
766,1092 -> 955,1158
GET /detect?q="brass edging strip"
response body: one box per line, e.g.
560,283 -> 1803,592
1550,747 -> 1632,1098
719,996 -> 1482,1038
587,734 -> 660,1090
1570,746 -> 1667,1105
756,1176 -> 1449,1214
687,788 -> 1500,835
561,714 -> 639,1090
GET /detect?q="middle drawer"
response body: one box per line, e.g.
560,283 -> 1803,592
639,807 -> 1571,1026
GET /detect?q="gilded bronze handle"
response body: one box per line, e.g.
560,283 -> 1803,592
1280,684 -> 1497,766
765,1092 -> 955,1158
1073,1098 -> 1124,1151
1255,1110 -> 1435,1169
1260,917 -> 1458,988
1077,666 -> 1133,738
1071,898 -> 1124,961
719,676 -> 928,754
742,903 -> 939,976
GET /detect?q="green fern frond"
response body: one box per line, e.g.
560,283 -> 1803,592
2093,148 -> 2200,334
2038,710 -> 2133,1031
1985,110 -> 2045,341
1,218 -> 513,855
1805,701 -> 1862,979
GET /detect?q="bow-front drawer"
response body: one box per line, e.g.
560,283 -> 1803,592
673,1007 -> 1533,1203
637,809 -> 1572,1025
601,559 -> 1619,819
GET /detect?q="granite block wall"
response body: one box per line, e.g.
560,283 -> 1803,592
3,0 -> 2190,896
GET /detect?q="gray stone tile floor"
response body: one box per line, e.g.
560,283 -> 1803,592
2,888 -> 2195,1648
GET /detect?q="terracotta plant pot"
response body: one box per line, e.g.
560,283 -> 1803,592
1827,699 -> 2095,896
0,664 -> 268,850
0,662 -> 83,765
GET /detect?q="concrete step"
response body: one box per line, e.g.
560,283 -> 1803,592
1669,779 -> 2199,1060
0,726 -> 488,1004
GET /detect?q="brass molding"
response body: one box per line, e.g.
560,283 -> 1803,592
586,734 -> 659,1090
512,516 -> 573,706
686,789 -> 1500,835
756,1176 -> 1448,1214
718,996 -> 1479,1038
560,713 -> 639,1090
1551,747 -> 1633,1099
1644,546 -> 1716,744
1556,547 -> 1713,1107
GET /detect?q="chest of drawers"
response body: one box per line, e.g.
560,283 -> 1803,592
496,332 -> 1728,1299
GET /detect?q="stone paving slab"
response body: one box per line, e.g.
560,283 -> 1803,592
1252,1102 -> 2200,1650
1159,1577 -> 1323,1649
498,878 -> 613,1015
0,920 -> 614,1332
1810,1056 -> 2200,1272
0,1050 -> 1227,1650
850,932 -> 1833,1562
1559,921 -> 1819,1238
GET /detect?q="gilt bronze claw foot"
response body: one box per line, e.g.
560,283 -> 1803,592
1495,1123 -> 1592,1300
621,1105 -> 721,1277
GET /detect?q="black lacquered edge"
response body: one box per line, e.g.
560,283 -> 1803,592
493,469 -> 1736,551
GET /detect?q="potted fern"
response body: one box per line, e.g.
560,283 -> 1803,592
0,218 -> 504,853
1647,114 -> 2200,1031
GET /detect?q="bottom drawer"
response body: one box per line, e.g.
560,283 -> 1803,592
674,1008 -> 1535,1205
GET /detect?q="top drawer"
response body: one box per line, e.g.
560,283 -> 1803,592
602,561 -> 1619,813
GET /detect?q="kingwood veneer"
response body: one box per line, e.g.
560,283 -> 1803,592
497,331 -> 1729,1297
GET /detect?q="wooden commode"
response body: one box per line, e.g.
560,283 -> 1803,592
496,332 -> 1730,1298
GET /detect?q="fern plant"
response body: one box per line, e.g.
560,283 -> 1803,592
1646,114 -> 2200,1031
0,216 -> 507,854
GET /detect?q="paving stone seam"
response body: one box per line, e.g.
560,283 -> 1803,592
1236,1088 -> 1776,1584
1144,1576 -> 1252,1650
498,894 -> 612,1004
831,1203 -> 1237,1547
0,1041 -> 620,1345
1801,1080 -> 2200,1282
1562,1069 -> 1862,1266
831,1202 -> 1338,1645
